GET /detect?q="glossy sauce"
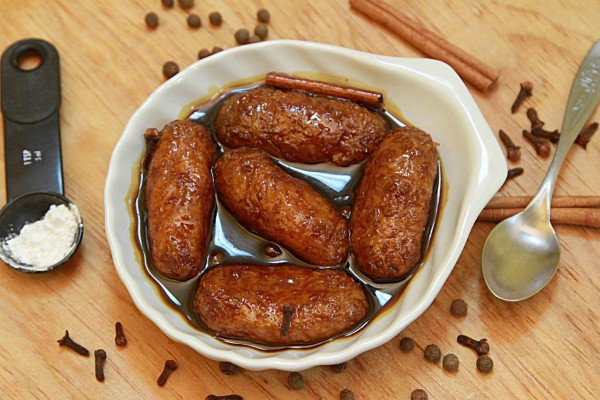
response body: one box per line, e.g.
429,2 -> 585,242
133,82 -> 441,350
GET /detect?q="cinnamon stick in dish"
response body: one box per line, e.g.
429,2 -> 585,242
486,195 -> 600,209
349,0 -> 499,92
265,72 -> 383,109
478,207 -> 600,228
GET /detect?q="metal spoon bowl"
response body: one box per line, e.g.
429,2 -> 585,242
482,41 -> 600,302
0,192 -> 84,273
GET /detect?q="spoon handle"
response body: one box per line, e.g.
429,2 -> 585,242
533,41 -> 600,210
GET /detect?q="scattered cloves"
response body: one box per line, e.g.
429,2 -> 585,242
532,127 -> 561,143
511,81 -> 533,113
115,322 -> 127,347
498,130 -> 521,162
157,359 -> 178,387
526,107 -> 545,130
94,349 -> 107,382
280,305 -> 295,337
205,396 -> 243,400
506,167 -> 524,181
576,122 -> 598,149
457,334 -> 489,356
523,129 -> 551,157
57,330 -> 90,357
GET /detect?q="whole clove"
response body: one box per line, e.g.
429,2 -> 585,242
94,349 -> 107,382
523,130 -> 551,157
498,130 -> 521,162
280,305 -> 295,336
57,330 -> 90,356
506,167 -> 524,181
511,81 -> 533,113
576,122 -> 598,149
157,359 -> 178,387
206,396 -> 243,400
457,334 -> 489,356
115,322 -> 127,347
526,107 -> 545,130
532,127 -> 561,143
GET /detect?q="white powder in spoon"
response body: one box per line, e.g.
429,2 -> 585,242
2,204 -> 81,270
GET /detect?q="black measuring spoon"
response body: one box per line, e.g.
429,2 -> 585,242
0,38 -> 83,273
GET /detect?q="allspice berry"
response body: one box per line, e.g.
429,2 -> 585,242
476,355 -> 494,374
234,28 -> 250,45
442,353 -> 459,372
178,0 -> 194,9
209,11 -> 223,26
423,344 -> 441,363
162,61 -> 179,79
248,35 -> 262,44
287,372 -> 304,390
450,299 -> 468,317
218,361 -> 239,375
340,389 -> 355,400
411,388 -> 428,400
211,46 -> 223,54
257,8 -> 270,23
198,48 -> 211,60
254,23 -> 268,39
399,336 -> 415,353
161,0 -> 174,8
145,12 -> 159,29
330,362 -> 347,373
187,13 -> 201,28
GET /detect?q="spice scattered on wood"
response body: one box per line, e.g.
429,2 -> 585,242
115,322 -> 127,347
263,243 -> 282,258
476,355 -> 494,373
450,298 -> 468,317
442,353 -> 459,372
187,13 -> 201,28
145,12 -> 159,29
280,305 -> 295,336
257,8 -> 271,23
287,372 -> 305,390
211,46 -> 224,54
162,61 -> 179,79
349,0 -> 498,92
576,122 -> 598,149
94,349 -> 107,382
330,362 -> 347,373
219,361 -> 240,375
209,11 -> 223,26
457,335 -> 489,356
423,344 -> 441,363
506,167 -> 524,181
340,389 -> 355,400
526,107 -> 545,130
205,396 -> 243,400
198,48 -> 211,60
411,388 -> 428,400
265,72 -> 383,109
57,330 -> 90,356
498,130 -> 521,162
157,359 -> 178,387
523,130 -> 551,157
161,0 -> 174,8
177,0 -> 194,9
248,35 -> 262,44
235,29 -> 250,45
532,127 -> 560,143
399,336 -> 415,353
511,81 -> 533,113
254,23 -> 269,39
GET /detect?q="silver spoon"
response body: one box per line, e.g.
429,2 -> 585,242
482,41 -> 600,302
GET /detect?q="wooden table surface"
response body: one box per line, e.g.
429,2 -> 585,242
1,1 -> 599,399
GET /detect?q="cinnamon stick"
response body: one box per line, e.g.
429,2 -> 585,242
486,195 -> 600,209
478,207 -> 600,228
265,72 -> 383,108
350,0 -> 499,92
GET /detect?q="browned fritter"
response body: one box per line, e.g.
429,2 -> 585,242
194,264 -> 369,345
213,148 -> 349,266
145,120 -> 218,280
350,126 -> 438,280
214,87 -> 389,166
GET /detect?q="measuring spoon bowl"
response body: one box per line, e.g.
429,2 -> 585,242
0,192 -> 84,273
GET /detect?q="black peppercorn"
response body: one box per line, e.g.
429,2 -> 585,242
411,388 -> 428,400
450,299 -> 468,317
209,11 -> 222,26
330,362 -> 347,373
162,61 -> 179,79
145,12 -> 159,29
423,344 -> 441,363
257,8 -> 270,23
234,29 -> 250,45
476,355 -> 494,374
340,389 -> 355,400
161,0 -> 174,8
219,361 -> 239,375
442,353 -> 459,372
178,0 -> 194,9
287,372 -> 304,390
198,48 -> 211,60
399,336 -> 415,353
187,13 -> 201,28
254,23 -> 268,39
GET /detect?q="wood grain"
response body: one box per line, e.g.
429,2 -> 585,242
1,1 -> 599,399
